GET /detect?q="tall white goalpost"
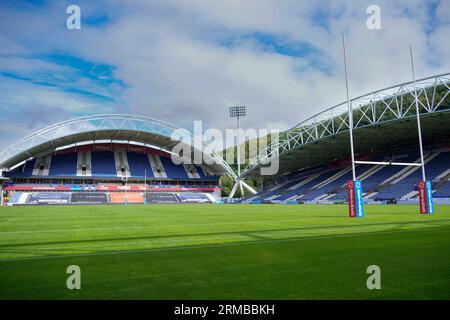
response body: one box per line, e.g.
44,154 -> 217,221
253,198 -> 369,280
342,29 -> 433,216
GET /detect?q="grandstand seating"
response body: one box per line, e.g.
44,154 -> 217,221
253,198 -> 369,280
273,170 -> 337,201
302,168 -> 355,201
196,165 -> 219,181
362,156 -> 417,189
127,152 -> 155,178
252,179 -> 302,201
4,150 -> 219,181
22,159 -> 36,176
91,152 -> 116,176
1,145 -> 219,207
49,153 -> 77,176
3,156 -> 219,189
159,157 -> 190,180
435,180 -> 450,198
252,150 -> 450,202
320,165 -> 375,200
32,155 -> 52,176
7,158 -> 36,178
4,146 -> 450,204
375,152 -> 450,200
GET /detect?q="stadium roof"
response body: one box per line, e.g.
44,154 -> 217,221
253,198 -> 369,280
243,73 -> 450,179
0,115 -> 236,178
1,74 -> 449,181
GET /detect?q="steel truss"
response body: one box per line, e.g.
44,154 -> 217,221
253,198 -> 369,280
243,73 -> 450,177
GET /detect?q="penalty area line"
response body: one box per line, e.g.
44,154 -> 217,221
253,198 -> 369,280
0,225 -> 449,263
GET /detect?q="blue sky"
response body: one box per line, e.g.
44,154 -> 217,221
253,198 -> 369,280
0,0 -> 449,150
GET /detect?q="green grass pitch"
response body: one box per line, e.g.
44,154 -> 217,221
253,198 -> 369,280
0,204 -> 449,299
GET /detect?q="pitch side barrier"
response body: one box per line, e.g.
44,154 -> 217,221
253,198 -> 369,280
6,191 -> 215,206
247,199 -> 436,205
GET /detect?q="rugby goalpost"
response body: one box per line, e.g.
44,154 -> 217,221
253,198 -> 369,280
342,30 -> 434,217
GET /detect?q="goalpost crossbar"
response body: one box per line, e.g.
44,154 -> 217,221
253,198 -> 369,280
354,160 -> 422,167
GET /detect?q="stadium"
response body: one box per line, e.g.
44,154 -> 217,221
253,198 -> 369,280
1,73 -> 449,206
0,72 -> 450,300
242,73 -> 450,205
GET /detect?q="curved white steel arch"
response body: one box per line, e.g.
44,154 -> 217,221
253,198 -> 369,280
0,114 -> 237,179
244,73 -> 450,176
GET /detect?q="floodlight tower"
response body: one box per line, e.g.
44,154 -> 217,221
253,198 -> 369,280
229,106 -> 245,199
228,106 -> 256,200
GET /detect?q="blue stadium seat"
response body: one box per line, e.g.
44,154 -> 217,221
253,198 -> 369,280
6,158 -> 36,178
435,181 -> 450,198
49,153 -> 77,176
302,169 -> 355,200
127,152 -> 154,178
23,158 -> 36,176
159,157 -> 189,179
253,179 -> 303,201
376,152 -> 450,199
362,153 -> 419,193
196,165 -> 218,181
274,170 -> 337,201
91,152 -> 116,176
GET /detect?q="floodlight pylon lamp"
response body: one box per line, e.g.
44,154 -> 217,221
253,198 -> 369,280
227,105 -> 256,200
229,106 -> 247,118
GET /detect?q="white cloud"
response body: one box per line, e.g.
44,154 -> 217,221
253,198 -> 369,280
0,0 -> 448,151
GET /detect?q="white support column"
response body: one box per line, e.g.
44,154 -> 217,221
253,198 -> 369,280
241,180 -> 257,195
228,181 -> 239,200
